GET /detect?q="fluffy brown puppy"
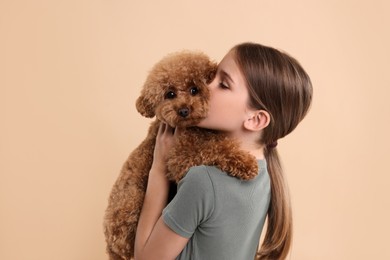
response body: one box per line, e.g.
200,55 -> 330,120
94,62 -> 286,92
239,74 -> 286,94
104,51 -> 258,260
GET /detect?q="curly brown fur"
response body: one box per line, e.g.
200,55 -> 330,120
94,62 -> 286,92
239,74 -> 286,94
166,127 -> 259,182
104,51 -> 258,260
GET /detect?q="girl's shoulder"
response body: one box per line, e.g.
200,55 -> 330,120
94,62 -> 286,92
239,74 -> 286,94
181,160 -> 269,191
179,165 -> 214,186
185,160 -> 267,180
183,165 -> 225,181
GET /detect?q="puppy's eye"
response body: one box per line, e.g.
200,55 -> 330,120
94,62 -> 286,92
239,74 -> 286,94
165,91 -> 176,99
190,86 -> 199,95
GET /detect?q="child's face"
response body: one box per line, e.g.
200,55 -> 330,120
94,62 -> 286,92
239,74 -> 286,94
197,51 -> 252,134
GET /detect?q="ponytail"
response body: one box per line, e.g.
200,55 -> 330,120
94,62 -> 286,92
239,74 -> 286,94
256,148 -> 292,260
231,42 -> 312,260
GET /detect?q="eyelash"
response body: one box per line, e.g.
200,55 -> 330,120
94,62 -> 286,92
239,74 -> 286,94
219,81 -> 229,89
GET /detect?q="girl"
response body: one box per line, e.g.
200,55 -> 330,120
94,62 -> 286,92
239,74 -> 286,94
134,42 -> 313,260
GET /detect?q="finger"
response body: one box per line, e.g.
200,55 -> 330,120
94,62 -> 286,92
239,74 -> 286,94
158,123 -> 166,136
165,125 -> 175,135
174,127 -> 182,137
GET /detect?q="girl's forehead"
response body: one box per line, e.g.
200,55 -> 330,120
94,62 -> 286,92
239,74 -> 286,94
219,52 -> 244,80
218,52 -> 239,74
219,50 -> 235,64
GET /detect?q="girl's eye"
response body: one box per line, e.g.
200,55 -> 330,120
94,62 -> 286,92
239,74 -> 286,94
219,81 -> 229,89
165,90 -> 176,99
190,86 -> 199,95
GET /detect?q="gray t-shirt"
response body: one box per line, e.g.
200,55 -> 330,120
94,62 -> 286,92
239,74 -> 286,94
162,160 -> 270,260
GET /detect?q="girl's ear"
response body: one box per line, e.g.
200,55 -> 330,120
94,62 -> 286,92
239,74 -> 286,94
244,110 -> 270,132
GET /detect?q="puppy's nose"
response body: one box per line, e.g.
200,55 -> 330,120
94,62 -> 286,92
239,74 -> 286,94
178,107 -> 190,118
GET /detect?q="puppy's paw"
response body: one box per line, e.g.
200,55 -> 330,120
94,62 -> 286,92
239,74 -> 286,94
222,153 -> 259,180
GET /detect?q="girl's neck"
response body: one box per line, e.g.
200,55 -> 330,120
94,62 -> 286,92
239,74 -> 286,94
230,132 -> 265,160
243,143 -> 265,160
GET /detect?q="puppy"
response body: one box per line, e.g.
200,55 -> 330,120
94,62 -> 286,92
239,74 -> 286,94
104,51 -> 258,260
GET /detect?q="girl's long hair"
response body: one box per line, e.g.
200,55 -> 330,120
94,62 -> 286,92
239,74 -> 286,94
232,43 -> 313,259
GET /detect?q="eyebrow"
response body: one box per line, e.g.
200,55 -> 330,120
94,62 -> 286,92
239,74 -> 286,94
220,69 -> 235,84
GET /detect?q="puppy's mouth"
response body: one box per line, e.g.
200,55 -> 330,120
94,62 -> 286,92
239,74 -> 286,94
157,105 -> 208,127
174,117 -> 205,127
158,114 -> 205,128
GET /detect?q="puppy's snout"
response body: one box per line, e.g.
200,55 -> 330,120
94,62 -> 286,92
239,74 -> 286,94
178,107 -> 190,118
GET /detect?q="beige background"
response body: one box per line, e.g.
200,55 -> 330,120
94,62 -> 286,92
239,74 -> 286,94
1,0 -> 389,259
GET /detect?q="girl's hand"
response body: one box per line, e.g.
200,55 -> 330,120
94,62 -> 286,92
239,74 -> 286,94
150,123 -> 177,175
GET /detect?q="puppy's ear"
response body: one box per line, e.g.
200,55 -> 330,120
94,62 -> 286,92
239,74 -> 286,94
136,87 -> 156,118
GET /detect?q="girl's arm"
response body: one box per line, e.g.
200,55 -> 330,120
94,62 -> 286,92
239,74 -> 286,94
134,124 -> 189,260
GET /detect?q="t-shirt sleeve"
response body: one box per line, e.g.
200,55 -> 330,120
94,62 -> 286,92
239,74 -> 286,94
162,166 -> 215,238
